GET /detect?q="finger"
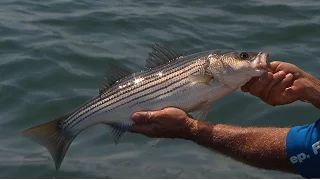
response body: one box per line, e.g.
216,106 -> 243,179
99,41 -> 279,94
131,111 -> 156,124
241,77 -> 258,92
272,73 -> 294,94
160,107 -> 183,117
129,124 -> 154,137
268,61 -> 282,72
260,71 -> 286,100
248,72 -> 273,97
283,86 -> 299,102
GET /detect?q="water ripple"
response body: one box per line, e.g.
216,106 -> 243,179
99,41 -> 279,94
0,0 -> 318,178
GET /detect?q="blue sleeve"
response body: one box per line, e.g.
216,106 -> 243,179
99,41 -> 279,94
286,118 -> 320,178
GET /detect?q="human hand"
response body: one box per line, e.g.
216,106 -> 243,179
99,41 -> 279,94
241,61 -> 320,107
130,107 -> 197,139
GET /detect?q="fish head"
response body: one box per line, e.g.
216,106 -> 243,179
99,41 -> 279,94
207,51 -> 268,88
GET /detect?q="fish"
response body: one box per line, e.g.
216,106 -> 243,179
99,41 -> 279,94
22,44 -> 268,171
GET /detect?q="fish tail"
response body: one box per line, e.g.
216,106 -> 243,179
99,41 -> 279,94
21,114 -> 75,171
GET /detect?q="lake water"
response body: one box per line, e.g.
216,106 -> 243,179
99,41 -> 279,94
0,0 -> 319,178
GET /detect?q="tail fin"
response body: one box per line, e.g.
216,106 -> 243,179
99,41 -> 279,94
22,114 -> 74,171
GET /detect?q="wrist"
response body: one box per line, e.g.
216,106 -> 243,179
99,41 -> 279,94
182,118 -> 198,140
301,72 -> 320,108
185,118 -> 216,143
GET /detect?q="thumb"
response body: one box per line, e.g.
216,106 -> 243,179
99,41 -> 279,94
268,61 -> 282,72
131,111 -> 156,124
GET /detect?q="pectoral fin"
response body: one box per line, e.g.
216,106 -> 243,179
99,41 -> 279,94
189,74 -> 214,85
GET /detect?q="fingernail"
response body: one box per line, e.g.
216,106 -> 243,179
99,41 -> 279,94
132,113 -> 141,121
286,73 -> 293,79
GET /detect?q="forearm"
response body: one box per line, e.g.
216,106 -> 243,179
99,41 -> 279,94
188,120 -> 296,173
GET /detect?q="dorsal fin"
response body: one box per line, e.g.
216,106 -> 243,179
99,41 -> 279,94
99,63 -> 133,95
145,43 -> 183,68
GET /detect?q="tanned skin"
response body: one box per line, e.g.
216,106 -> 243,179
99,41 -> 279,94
129,61 -> 320,175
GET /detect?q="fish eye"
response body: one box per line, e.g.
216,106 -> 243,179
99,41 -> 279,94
239,52 -> 249,59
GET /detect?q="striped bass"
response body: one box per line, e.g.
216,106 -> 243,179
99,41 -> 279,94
22,44 -> 268,171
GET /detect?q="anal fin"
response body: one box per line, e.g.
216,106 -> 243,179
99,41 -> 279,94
189,101 -> 210,121
189,108 -> 210,121
101,123 -> 132,145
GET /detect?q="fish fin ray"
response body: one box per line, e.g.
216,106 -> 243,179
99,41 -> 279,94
99,63 -> 133,95
189,108 -> 210,121
145,43 -> 183,68
102,123 -> 132,145
21,114 -> 75,171
189,101 -> 210,121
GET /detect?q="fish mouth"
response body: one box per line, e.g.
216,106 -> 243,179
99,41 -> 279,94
252,52 -> 269,72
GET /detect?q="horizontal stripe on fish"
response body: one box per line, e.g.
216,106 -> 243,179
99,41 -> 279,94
102,54 -> 197,93
107,70 -> 197,111
130,73 -> 195,107
98,58 -> 207,108
66,57 -> 197,123
64,59 -> 207,130
67,54 -> 206,121
68,75 -> 192,129
97,57 -> 202,102
66,61 -> 205,130
65,58 -> 204,116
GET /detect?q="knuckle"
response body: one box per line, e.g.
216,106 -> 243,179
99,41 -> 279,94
146,111 -> 154,121
146,111 -> 151,119
161,108 -> 171,115
249,89 -> 261,97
